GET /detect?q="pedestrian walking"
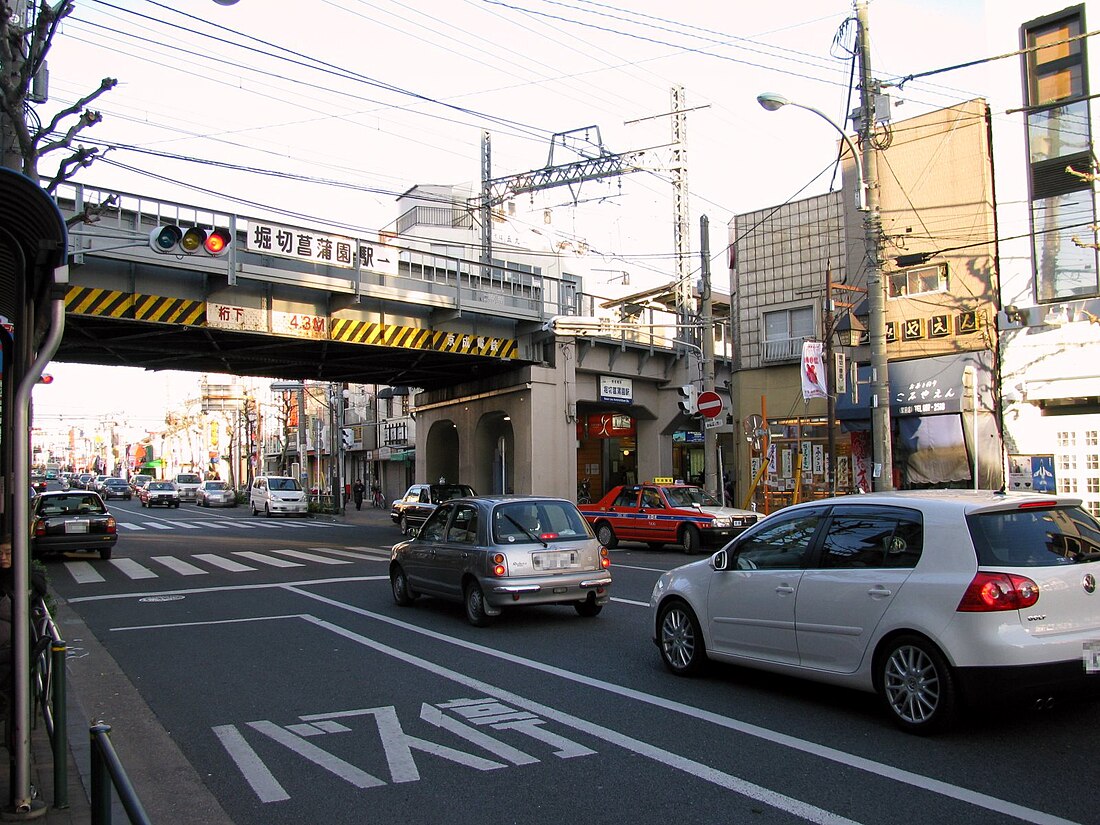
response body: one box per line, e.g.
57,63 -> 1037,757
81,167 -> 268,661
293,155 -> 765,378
352,478 -> 365,511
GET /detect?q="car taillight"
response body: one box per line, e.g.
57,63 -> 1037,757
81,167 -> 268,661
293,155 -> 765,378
600,546 -> 610,569
492,553 -> 507,577
33,519 -> 46,537
106,516 -> 116,534
957,571 -> 1039,612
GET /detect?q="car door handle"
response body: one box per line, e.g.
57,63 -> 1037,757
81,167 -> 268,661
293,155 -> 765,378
868,586 -> 892,598
775,584 -> 796,594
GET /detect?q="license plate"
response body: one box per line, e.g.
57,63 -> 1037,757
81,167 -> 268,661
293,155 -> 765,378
1084,641 -> 1100,674
65,520 -> 89,534
534,551 -> 576,570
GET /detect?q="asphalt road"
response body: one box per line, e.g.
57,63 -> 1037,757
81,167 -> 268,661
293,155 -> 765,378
45,499 -> 1100,825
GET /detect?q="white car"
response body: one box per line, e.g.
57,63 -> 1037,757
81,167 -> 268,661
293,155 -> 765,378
174,472 -> 202,502
249,476 -> 307,517
650,490 -> 1100,734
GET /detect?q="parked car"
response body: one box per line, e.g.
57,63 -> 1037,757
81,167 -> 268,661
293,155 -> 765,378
196,480 -> 236,508
650,490 -> 1100,734
390,495 -> 612,626
390,483 -> 476,535
249,476 -> 307,517
101,477 -> 133,501
140,480 -> 180,508
30,490 -> 117,560
174,472 -> 202,502
580,480 -> 759,553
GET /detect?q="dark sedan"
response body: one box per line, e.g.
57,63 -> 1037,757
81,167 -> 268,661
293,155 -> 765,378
31,490 -> 117,560
101,478 -> 133,500
390,483 -> 475,535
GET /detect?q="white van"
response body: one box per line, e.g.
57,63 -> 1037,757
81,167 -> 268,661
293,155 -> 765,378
250,476 -> 307,517
175,472 -> 202,502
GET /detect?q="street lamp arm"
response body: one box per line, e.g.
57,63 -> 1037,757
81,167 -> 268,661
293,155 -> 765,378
756,93 -> 868,212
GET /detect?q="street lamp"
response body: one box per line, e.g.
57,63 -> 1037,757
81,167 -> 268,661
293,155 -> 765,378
756,93 -> 867,212
758,91 -> 892,491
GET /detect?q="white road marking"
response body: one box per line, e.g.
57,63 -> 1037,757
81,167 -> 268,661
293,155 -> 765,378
611,597 -> 649,607
193,554 -> 256,573
246,721 -> 384,788
144,523 -> 173,531
272,549 -> 350,565
233,551 -> 303,568
212,724 -> 289,803
306,547 -> 389,561
116,523 -> 145,531
151,556 -> 207,576
63,561 -> 105,584
110,559 -> 157,580
288,588 -> 1079,825
161,521 -> 201,530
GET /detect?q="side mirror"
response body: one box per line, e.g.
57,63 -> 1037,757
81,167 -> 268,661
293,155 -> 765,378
710,549 -> 728,571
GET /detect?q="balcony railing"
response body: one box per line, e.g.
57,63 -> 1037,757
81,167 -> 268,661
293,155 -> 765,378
763,336 -> 809,363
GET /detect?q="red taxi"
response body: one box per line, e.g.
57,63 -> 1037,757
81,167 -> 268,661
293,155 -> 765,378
579,479 -> 759,553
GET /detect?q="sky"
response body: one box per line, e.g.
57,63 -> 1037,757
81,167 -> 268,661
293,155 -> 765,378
30,0 -> 1004,420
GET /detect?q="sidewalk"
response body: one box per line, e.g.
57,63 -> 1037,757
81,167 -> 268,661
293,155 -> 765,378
6,504 -> 394,823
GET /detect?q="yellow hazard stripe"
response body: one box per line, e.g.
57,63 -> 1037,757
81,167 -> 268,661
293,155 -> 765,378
329,319 -> 516,358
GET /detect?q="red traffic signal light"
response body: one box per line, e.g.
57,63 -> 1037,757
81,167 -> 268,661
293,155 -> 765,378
149,225 -> 232,257
38,374 -> 53,384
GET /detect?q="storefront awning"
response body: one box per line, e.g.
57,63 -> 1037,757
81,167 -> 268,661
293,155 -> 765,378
836,350 -> 993,420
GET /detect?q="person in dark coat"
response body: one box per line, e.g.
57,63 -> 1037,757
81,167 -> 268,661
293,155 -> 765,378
352,479 -> 366,511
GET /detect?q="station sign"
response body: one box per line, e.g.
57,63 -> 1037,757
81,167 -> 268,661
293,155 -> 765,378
247,220 -> 398,276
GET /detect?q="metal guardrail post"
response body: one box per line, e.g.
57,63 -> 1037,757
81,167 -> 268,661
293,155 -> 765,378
90,724 -> 112,825
89,723 -> 153,825
50,641 -> 68,809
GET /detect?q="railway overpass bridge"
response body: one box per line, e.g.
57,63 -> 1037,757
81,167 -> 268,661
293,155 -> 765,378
41,183 -> 723,500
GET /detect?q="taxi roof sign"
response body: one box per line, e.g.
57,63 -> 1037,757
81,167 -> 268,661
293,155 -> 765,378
651,477 -> 675,484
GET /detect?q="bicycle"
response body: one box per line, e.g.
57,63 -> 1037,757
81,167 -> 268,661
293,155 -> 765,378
577,479 -> 592,504
371,489 -> 387,509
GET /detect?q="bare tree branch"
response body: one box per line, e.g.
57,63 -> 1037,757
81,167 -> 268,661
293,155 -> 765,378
37,78 -> 116,141
44,145 -> 100,193
65,193 -> 119,228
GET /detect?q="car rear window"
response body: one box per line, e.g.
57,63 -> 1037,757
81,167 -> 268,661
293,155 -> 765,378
492,500 -> 591,543
177,474 -> 201,484
39,495 -> 105,515
429,485 -> 474,504
967,506 -> 1100,567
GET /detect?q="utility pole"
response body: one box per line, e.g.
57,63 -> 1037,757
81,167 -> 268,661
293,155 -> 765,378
856,0 -> 893,491
700,214 -> 718,500
671,85 -> 693,333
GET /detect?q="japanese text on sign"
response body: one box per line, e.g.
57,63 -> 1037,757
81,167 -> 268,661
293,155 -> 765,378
247,221 -> 356,270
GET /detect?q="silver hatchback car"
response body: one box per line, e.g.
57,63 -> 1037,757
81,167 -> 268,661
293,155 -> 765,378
390,496 -> 612,626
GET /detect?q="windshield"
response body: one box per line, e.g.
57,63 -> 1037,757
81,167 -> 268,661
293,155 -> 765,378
105,479 -> 127,486
149,482 -> 173,490
269,478 -> 302,492
664,486 -> 722,508
177,474 -> 201,484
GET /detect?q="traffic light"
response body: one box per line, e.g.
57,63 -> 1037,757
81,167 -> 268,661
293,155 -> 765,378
149,225 -> 232,257
38,374 -> 53,384
677,384 -> 698,415
341,427 -> 354,449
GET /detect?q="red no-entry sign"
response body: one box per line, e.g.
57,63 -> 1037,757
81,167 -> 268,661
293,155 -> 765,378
696,390 -> 723,418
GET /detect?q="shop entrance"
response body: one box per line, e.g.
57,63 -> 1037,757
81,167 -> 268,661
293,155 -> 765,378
576,411 -> 636,501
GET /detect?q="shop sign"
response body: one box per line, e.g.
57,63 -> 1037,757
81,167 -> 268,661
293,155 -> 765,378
582,413 -> 635,439
599,376 -> 633,404
672,430 -> 704,444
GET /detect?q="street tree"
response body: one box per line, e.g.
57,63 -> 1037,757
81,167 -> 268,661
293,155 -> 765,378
0,0 -> 116,189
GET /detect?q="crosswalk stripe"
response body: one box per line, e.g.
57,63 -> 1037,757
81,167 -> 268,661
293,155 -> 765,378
249,522 -> 285,529
193,554 -> 256,572
272,549 -> 350,565
152,556 -> 207,575
161,521 -> 202,530
64,561 -> 105,584
111,558 -> 157,579
233,551 -> 303,568
145,523 -> 173,531
198,522 -> 229,530
308,547 -> 389,561
117,523 -> 145,531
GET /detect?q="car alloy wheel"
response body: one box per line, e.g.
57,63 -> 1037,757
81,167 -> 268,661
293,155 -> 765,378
879,636 -> 956,734
658,600 -> 705,676
680,524 -> 701,554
